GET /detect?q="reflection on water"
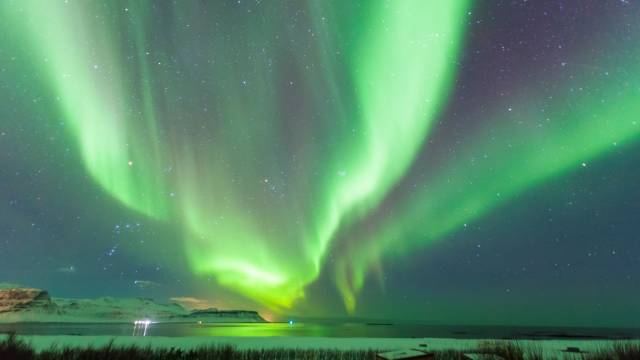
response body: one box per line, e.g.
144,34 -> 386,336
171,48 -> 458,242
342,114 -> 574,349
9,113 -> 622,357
1,322 -> 639,340
132,320 -> 153,336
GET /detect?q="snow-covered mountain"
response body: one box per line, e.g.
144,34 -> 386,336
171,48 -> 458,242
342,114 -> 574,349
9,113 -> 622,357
0,285 -> 265,323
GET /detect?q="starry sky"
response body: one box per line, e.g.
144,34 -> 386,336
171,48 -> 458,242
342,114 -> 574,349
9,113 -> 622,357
1,0 -> 640,327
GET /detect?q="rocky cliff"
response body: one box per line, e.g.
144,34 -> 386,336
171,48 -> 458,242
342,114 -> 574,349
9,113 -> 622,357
174,308 -> 264,322
0,287 -> 58,314
0,285 -> 265,323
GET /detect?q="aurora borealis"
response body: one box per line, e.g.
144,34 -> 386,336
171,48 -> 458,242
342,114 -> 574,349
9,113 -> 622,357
1,0 -> 640,327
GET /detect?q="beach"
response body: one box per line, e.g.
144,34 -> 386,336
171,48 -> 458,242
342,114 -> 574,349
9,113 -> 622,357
12,334 -> 640,358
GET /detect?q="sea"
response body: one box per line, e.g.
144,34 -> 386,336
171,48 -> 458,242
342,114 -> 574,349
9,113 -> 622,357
1,322 -> 639,340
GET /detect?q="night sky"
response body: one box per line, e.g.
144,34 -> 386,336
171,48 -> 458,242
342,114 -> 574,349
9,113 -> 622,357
1,0 -> 639,327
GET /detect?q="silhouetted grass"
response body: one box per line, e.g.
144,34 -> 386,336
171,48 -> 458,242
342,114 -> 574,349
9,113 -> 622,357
433,350 -> 472,359
0,332 -> 35,360
0,333 -> 382,360
475,341 -> 544,360
473,340 -> 640,360
2,333 -> 639,360
477,340 -> 526,360
578,341 -> 640,360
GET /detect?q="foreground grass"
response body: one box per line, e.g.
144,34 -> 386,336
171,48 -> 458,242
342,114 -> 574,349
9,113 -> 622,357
2,333 -> 381,360
475,340 -> 640,360
1,333 -> 639,360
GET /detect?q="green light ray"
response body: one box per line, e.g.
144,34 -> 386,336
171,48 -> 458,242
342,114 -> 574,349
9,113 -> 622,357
334,60 -> 640,309
21,0 -> 636,315
308,1 -> 470,311
5,0 -> 471,309
8,0 -> 169,219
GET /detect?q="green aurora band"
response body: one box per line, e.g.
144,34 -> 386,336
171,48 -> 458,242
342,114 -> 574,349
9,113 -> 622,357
3,0 -> 639,312
334,61 -> 640,310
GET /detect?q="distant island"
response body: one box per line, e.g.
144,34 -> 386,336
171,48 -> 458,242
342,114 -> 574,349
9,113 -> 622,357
0,284 -> 265,323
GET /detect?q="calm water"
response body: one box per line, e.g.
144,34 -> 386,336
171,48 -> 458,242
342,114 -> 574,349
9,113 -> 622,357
1,322 -> 639,340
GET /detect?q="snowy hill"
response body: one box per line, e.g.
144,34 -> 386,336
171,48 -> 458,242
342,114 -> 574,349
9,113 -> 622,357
0,286 -> 265,323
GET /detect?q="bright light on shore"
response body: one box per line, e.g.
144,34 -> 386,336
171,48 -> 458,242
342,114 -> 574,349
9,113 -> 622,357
133,319 -> 153,336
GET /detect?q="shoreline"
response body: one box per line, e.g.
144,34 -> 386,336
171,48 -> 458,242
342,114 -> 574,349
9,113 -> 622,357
9,335 -> 640,357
